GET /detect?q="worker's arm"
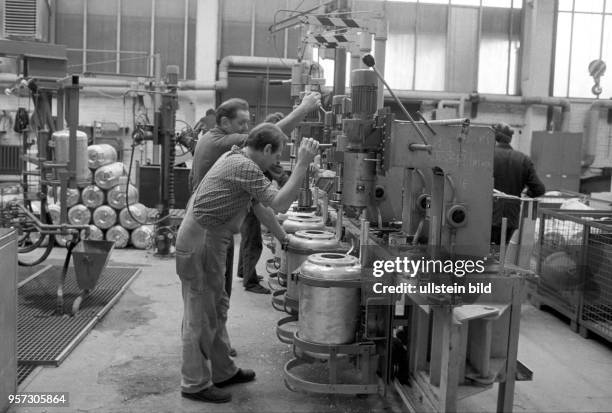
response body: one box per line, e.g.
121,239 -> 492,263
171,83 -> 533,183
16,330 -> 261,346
523,158 -> 546,198
253,203 -> 287,242
269,138 -> 319,213
276,92 -> 321,135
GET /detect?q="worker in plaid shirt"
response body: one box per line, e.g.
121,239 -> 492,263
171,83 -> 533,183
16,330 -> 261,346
176,122 -> 320,404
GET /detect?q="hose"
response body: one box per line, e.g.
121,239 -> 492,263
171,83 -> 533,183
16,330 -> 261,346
18,197 -> 56,267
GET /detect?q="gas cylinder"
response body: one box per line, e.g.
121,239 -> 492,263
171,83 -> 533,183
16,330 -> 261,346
106,225 -> 129,248
119,203 -> 147,230
107,184 -> 138,210
87,144 -> 117,169
67,204 -> 91,225
131,225 -> 154,249
80,225 -> 104,241
92,205 -> 117,229
94,162 -> 125,190
81,185 -> 105,209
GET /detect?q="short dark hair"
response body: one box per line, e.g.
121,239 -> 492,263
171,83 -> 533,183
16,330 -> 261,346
492,122 -> 513,144
215,98 -> 249,125
245,123 -> 287,153
205,108 -> 216,116
263,112 -> 285,124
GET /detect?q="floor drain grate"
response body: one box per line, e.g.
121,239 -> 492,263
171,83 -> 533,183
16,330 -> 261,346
17,363 -> 37,385
18,266 -> 140,365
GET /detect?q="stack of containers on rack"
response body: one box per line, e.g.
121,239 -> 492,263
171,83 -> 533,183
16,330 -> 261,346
45,143 -> 154,249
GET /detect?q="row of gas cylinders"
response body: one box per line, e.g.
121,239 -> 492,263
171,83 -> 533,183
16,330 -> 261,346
33,220 -> 154,250
44,202 -> 153,249
272,207 -> 362,347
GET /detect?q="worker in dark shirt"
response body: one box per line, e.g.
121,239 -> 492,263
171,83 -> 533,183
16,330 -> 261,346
237,112 -> 288,294
491,122 -> 545,244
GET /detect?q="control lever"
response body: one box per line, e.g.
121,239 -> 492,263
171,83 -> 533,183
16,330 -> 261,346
361,54 -> 431,148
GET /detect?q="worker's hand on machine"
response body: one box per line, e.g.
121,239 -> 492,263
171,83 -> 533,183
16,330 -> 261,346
300,91 -> 322,112
297,137 -> 320,167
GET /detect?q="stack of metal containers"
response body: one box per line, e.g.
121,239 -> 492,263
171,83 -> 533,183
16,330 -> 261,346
46,143 -> 154,249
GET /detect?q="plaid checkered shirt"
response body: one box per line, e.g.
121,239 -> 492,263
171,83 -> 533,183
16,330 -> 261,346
191,146 -> 278,228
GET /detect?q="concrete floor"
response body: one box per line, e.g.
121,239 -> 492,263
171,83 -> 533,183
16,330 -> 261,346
11,241 -> 612,413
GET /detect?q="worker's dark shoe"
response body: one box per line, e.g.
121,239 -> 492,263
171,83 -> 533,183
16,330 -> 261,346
245,284 -> 270,294
215,369 -> 256,388
238,274 -> 264,281
229,347 -> 237,357
181,386 -> 232,403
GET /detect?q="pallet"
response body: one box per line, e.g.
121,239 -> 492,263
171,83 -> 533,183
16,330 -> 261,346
527,286 -> 580,332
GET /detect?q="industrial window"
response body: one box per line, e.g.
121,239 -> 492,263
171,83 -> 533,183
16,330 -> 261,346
353,0 -> 521,94
553,0 -> 612,98
55,0 -> 196,79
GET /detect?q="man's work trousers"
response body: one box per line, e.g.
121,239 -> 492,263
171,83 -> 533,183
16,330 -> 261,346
237,207 -> 263,288
176,221 -> 238,393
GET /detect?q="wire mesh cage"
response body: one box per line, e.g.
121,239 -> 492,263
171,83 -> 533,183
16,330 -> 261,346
582,231 -> 612,341
533,208 -> 612,339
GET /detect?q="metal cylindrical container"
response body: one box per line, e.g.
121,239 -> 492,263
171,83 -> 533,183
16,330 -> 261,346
81,225 -> 104,241
87,144 -> 117,169
342,152 -> 376,207
107,184 -> 138,210
81,185 -> 105,209
276,203 -> 316,225
282,215 -> 324,234
94,162 -> 125,190
279,215 -> 325,282
119,203 -> 147,230
350,69 -> 378,119
67,204 -> 91,225
52,129 -> 90,185
286,230 -> 339,310
47,203 -> 61,224
54,187 -> 80,207
298,253 -> 361,345
92,205 -> 117,229
131,225 -> 154,249
106,225 -> 129,249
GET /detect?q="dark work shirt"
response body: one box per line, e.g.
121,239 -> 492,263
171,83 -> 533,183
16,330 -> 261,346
189,127 -> 247,193
492,142 -> 545,229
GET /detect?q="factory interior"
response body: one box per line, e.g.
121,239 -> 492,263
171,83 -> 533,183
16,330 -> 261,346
2,0 -> 612,412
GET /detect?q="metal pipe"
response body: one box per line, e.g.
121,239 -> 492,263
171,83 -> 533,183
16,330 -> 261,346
373,18 -> 388,109
334,48 -> 347,96
335,204 -> 343,241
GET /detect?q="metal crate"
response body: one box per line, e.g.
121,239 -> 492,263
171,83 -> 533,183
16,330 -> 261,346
532,209 -> 612,333
580,232 -> 612,341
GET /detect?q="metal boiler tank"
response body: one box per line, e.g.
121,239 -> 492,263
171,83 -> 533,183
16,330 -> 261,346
298,253 -> 361,345
278,215 -> 325,287
53,129 -> 90,187
285,230 -> 339,313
